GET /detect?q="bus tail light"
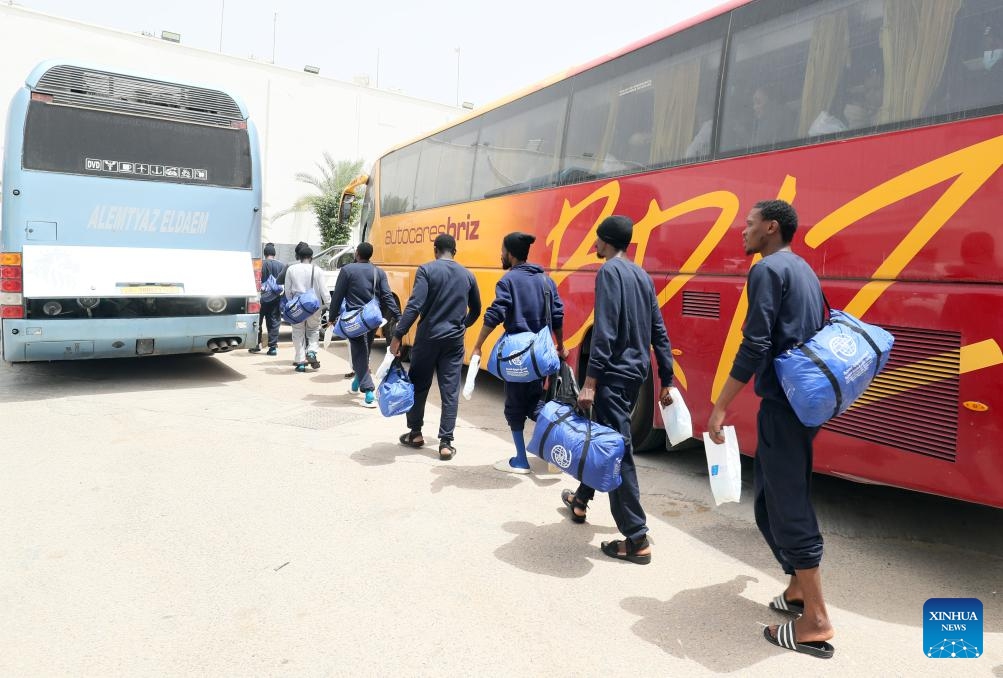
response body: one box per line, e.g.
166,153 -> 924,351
0,254 -> 24,318
247,298 -> 261,314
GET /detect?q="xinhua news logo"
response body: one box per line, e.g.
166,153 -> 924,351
924,598 -> 983,658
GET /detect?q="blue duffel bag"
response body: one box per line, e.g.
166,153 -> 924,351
528,401 -> 626,492
774,309 -> 894,427
334,298 -> 383,339
487,327 -> 560,382
281,266 -> 322,324
334,267 -> 384,338
377,358 -> 414,417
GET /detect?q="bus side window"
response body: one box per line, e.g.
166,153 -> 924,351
561,16 -> 724,183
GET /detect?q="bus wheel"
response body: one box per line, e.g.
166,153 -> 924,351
631,371 -> 665,452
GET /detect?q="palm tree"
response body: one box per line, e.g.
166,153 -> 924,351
274,154 -> 364,248
277,153 -> 364,216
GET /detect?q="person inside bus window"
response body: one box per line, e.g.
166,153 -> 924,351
685,103 -> 714,159
843,68 -> 882,129
470,232 -> 566,475
983,26 -> 1003,71
749,85 -> 790,147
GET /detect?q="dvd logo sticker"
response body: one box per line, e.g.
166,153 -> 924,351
924,598 -> 982,658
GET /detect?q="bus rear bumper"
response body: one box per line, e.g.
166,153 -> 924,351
1,315 -> 258,362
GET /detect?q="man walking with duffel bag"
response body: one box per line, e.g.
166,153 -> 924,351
560,215 -> 675,565
471,232 -> 566,475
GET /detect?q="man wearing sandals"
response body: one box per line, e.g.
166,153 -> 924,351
561,215 -> 675,565
470,232 -> 567,475
707,200 -> 835,659
390,234 -> 481,460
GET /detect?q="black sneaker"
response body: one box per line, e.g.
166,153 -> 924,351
248,346 -> 262,353
306,351 -> 320,369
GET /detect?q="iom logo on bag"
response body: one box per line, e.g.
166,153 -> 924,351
550,444 -> 572,469
511,354 -> 525,367
924,598 -> 982,658
828,334 -> 858,362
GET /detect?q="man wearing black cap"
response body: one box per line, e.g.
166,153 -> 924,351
390,234 -> 481,460
561,215 -> 675,565
249,243 -> 286,356
471,232 -> 566,474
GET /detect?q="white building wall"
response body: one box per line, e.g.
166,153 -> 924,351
0,5 -> 460,245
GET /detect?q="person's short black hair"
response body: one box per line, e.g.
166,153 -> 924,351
754,200 -> 798,243
294,241 -> 309,257
299,246 -> 313,260
356,242 -> 374,261
434,233 -> 456,255
263,243 -> 276,257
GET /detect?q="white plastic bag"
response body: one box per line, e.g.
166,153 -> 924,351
702,425 -> 741,506
462,355 -> 480,400
374,348 -> 395,382
659,386 -> 692,446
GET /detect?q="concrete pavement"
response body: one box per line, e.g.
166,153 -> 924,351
1,336 -> 1000,677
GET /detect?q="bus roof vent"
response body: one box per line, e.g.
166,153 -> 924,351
34,65 -> 244,127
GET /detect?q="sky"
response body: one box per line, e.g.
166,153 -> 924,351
12,0 -> 725,108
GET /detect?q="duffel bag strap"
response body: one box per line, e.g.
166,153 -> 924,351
576,414 -> 593,482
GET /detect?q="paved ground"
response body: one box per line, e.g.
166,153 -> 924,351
1,333 -> 1001,677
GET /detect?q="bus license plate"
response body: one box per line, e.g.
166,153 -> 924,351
120,284 -> 183,295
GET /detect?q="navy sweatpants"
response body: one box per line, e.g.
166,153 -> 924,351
349,330 -> 376,392
503,379 -> 545,431
257,298 -> 281,349
406,336 -> 465,441
754,398 -> 824,573
574,381 -> 648,542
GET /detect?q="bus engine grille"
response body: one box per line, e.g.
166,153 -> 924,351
823,326 -> 961,462
35,65 -> 243,127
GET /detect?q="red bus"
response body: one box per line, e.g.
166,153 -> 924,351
347,0 -> 1003,508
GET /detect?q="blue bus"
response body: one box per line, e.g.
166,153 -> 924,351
1,62 -> 262,362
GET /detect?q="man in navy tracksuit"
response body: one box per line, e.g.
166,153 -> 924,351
708,200 -> 834,658
563,215 -> 675,566
471,232 -> 566,475
249,242 -> 286,356
390,234 -> 481,460
329,242 -> 401,408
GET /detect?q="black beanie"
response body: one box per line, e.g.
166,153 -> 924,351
596,215 -> 633,251
503,232 -> 536,261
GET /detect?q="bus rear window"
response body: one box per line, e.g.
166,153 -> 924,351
22,102 -> 252,188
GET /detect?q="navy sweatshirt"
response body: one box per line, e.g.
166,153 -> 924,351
730,250 -> 826,403
482,264 -> 564,334
329,261 -> 401,321
263,258 -> 286,285
395,258 -> 481,342
588,256 -> 674,388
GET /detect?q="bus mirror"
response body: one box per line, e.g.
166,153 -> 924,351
339,193 -> 356,225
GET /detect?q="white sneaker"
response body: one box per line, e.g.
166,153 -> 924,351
493,458 -> 531,475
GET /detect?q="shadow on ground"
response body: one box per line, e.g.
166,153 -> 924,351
621,575 -> 784,672
494,516 -> 618,578
0,354 -> 244,403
